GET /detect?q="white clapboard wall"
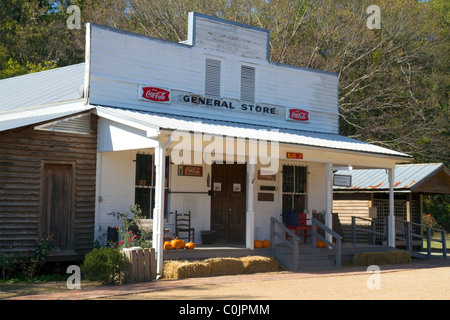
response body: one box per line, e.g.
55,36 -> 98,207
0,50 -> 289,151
86,12 -> 339,134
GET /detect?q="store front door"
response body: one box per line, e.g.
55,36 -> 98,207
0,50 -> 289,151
210,163 -> 246,244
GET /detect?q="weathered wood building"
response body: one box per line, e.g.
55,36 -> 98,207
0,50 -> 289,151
0,65 -> 97,260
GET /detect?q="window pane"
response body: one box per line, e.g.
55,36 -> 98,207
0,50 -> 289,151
294,195 -> 306,213
282,165 -> 294,192
135,154 -> 152,186
135,188 -> 150,218
295,166 -> 306,193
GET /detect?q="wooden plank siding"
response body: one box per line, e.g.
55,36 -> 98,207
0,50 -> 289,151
0,112 -> 97,258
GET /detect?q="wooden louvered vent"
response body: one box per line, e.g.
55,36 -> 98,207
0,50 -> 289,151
240,65 -> 255,102
205,58 -> 221,96
35,113 -> 91,135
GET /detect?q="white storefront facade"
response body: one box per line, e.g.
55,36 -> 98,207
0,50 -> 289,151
87,13 -> 411,275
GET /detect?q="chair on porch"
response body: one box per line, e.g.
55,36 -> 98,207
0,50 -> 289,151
175,210 -> 195,243
285,211 -> 313,244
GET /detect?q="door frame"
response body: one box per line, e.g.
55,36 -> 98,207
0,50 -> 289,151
210,163 -> 247,244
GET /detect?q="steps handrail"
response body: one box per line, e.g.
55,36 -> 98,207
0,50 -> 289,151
270,217 -> 301,271
311,218 -> 343,267
351,216 -> 387,245
394,218 -> 447,259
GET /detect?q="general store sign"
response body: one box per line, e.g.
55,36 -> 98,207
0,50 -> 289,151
138,86 -> 311,121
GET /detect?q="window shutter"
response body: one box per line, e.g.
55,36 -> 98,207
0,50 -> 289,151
240,65 -> 255,102
205,59 -> 221,96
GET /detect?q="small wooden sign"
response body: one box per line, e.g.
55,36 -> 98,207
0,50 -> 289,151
257,169 -> 276,181
178,165 -> 203,177
333,174 -> 352,187
286,152 -> 303,159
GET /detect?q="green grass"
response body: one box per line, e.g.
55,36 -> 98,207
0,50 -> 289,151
422,234 -> 450,250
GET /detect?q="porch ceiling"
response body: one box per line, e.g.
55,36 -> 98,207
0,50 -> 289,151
94,106 -> 411,161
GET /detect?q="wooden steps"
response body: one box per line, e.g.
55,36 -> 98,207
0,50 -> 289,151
273,242 -> 397,272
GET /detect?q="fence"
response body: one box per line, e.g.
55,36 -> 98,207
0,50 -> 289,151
122,247 -> 157,282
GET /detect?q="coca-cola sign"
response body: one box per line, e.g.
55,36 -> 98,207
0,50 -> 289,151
178,165 -> 203,177
139,85 -> 171,103
287,108 -> 309,122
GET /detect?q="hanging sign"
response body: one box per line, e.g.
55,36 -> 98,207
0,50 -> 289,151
333,174 -> 352,187
286,152 -> 303,159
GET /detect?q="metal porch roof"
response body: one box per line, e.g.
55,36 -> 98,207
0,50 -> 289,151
95,106 -> 411,160
334,163 -> 447,191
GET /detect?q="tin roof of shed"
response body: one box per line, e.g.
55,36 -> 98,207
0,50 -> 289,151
334,163 -> 449,192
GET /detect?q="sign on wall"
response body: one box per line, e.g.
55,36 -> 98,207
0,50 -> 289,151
178,165 -> 203,177
286,108 -> 309,122
138,85 -> 171,103
286,152 -> 303,159
333,174 -> 352,187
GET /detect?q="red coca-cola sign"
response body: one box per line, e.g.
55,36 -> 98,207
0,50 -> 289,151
141,87 -> 171,102
287,108 -> 309,121
178,165 -> 203,177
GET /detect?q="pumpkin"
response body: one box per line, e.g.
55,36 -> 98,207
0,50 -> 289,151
254,240 -> 263,248
163,241 -> 172,250
321,241 -> 329,248
171,238 -> 184,250
185,242 -> 196,250
316,241 -> 323,248
262,239 -> 270,248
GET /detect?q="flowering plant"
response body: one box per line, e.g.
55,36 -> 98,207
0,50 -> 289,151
108,205 -> 152,249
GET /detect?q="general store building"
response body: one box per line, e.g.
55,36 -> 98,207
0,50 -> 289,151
0,13 -> 412,273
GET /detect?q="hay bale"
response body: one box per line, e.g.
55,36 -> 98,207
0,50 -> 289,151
241,256 -> 279,274
205,257 -> 245,276
163,260 -> 211,279
353,250 -> 411,266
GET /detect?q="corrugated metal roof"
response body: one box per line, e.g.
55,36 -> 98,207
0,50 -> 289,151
0,63 -> 85,112
334,163 -> 445,191
95,106 -> 411,159
0,101 -> 92,132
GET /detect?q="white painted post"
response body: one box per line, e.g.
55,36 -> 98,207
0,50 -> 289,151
246,155 -> 255,249
153,139 -> 167,277
388,168 -> 396,247
325,162 -> 333,244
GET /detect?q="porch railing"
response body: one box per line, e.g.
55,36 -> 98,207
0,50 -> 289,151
351,216 -> 388,245
270,217 -> 343,270
311,218 -> 343,267
394,218 -> 447,259
351,216 -> 447,259
270,217 -> 302,271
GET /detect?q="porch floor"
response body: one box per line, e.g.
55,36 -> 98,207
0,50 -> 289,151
163,244 -> 271,260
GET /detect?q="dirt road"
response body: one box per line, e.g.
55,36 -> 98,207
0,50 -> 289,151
98,259 -> 450,300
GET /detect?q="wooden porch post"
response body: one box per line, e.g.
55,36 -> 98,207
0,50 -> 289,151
246,155 -> 255,249
388,168 -> 396,247
325,162 -> 333,244
153,137 -> 170,278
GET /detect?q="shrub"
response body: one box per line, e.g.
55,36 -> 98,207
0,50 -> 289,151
81,247 -> 129,284
108,205 -> 152,249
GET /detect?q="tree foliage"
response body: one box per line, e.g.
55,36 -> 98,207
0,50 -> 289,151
1,0 -> 448,165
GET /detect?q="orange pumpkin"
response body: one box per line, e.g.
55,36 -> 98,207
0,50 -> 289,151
262,239 -> 270,248
254,240 -> 263,248
321,241 -> 329,248
163,241 -> 172,250
185,242 -> 196,250
316,241 -> 323,248
171,238 -> 184,250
